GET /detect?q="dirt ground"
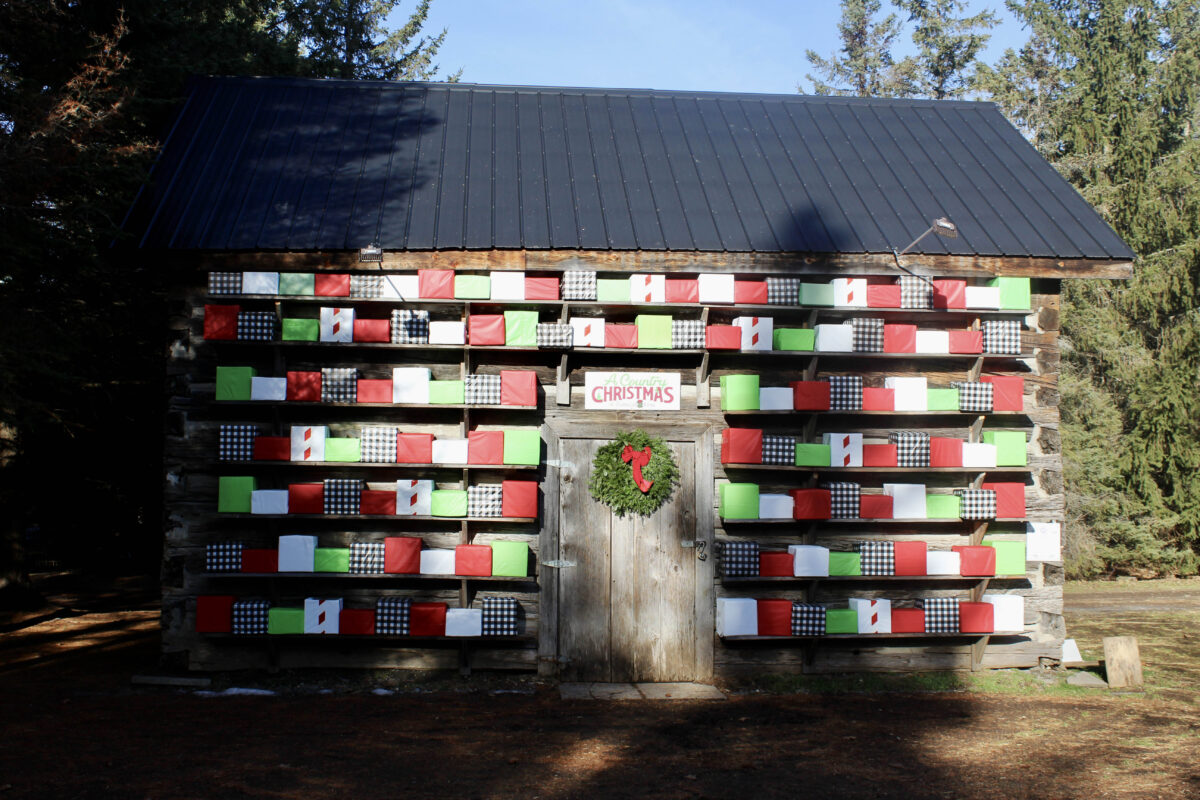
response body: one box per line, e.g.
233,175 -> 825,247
2,574 -> 1198,800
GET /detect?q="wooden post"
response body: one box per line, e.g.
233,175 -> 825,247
1103,636 -> 1143,688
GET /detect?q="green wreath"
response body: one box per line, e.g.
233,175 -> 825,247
588,430 -> 680,517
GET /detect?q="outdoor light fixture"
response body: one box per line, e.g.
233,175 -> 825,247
359,243 -> 383,263
891,217 -> 957,286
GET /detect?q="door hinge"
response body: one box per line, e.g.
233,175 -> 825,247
541,559 -> 577,569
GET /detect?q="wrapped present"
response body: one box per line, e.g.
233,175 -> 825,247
791,603 -> 826,636
814,323 -> 854,352
733,280 -> 768,305
375,597 -> 412,634
280,272 -> 316,295
286,371 -> 321,403
849,598 -> 892,634
630,274 -> 665,304
360,490 -> 396,516
469,314 -> 506,346
792,488 -> 832,519
390,309 -> 430,344
926,388 -> 960,411
926,550 -> 962,576
287,483 -> 323,515
856,540 -> 894,575
315,274 -> 350,297
339,609 -> 376,636
237,311 -> 276,341
216,366 -> 256,401
568,317 -> 605,348
206,541 -> 243,572
794,443 -> 831,467
959,602 -> 994,633
961,443 -> 998,469
990,276 -> 1031,310
948,330 -> 983,354
504,310 -> 538,347
281,318 -> 319,341
850,317 -> 884,352
825,608 -> 858,634
733,316 -> 773,351
490,540 -> 530,577
719,374 -> 760,411
525,275 -> 559,300
932,279 -> 966,309
981,375 -> 1023,412
832,278 -> 867,308
827,375 -> 862,410
219,424 -> 258,461
862,443 -> 897,468
429,320 -> 466,345
384,537 -> 421,573
467,484 -> 503,518
357,379 -> 393,404
350,274 -> 383,298
891,607 -> 925,633
320,367 -> 358,403
391,367 -> 431,404
353,318 -> 390,343
791,380 -> 831,411
208,272 -> 242,295
1026,522 -> 1062,562
894,540 -> 927,576
418,269 -> 454,299
290,424 -> 327,461
956,488 -> 997,520
560,270 -> 597,300
721,428 -> 763,464
314,548 -> 350,573
349,542 -> 385,574
665,278 -> 699,304
446,608 -> 484,637
800,282 -> 834,306
982,594 -> 1024,631
866,284 -> 901,308
455,544 -> 493,576
304,597 -> 343,634
596,278 -> 630,303
982,431 -> 1027,466
428,380 -> 465,404
671,319 -> 705,349
430,489 -> 468,517
468,430 -> 504,465
604,323 -> 638,349
698,274 -> 735,304
761,433 -> 795,465
718,483 -> 760,520
500,370 -> 538,406
766,277 -> 800,305
431,438 -> 467,464
716,598 -> 758,636
915,330 -> 950,354
789,545 -> 829,577
231,599 -> 270,634
929,437 -> 963,468
899,276 -> 933,309
984,538 -> 1027,575
250,376 -> 286,401
919,597 -> 960,632
822,432 -> 863,468
217,476 -> 256,513
859,494 -> 894,519
419,549 -> 456,574
635,315 -> 672,349
983,320 -> 1021,354
465,374 -> 502,405
952,545 -> 997,576
482,597 -> 523,635
323,479 -> 363,514
965,286 -> 1001,309
501,481 -> 538,519
251,490 -> 288,515
882,323 -> 916,354
828,551 -> 862,576
241,271 -> 279,295
885,376 -> 927,411
195,596 -> 235,633
396,433 -> 434,464
772,328 -> 815,351
759,552 -> 793,577
884,483 -> 926,519
758,494 -> 794,520
756,599 -> 793,636
889,431 -> 930,467
278,535 -> 317,572
705,325 -> 741,350
925,493 -> 961,519
203,304 -> 240,340
319,307 -> 354,342
503,429 -> 540,465
721,541 -> 759,578
454,274 -> 490,299
536,322 -> 573,348
953,381 -> 993,412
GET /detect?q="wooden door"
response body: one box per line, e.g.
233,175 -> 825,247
557,438 -> 698,682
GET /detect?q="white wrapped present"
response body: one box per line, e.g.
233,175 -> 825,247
789,545 -> 830,577
982,594 -> 1025,632
568,317 -> 605,348
815,323 -> 854,352
395,479 -> 434,516
716,597 -> 757,636
429,321 -> 466,345
849,597 -> 892,634
965,286 -> 1001,309
915,330 -> 950,354
290,425 -> 327,462
490,271 -> 526,301
883,483 -> 927,519
250,490 -> 288,515
962,443 -> 998,468
733,316 -> 773,351
432,438 -> 468,465
885,376 -> 928,411
1026,522 -> 1062,562
445,608 -> 484,637
419,549 -> 456,575
758,493 -> 794,519
823,432 -> 863,468
759,387 -> 793,410
319,306 -> 355,342
832,278 -> 868,308
303,597 -> 342,634
250,376 -> 287,401
926,550 -> 961,575
630,274 -> 665,304
698,274 -> 735,304
278,535 -> 317,572
381,274 -> 420,300
242,271 -> 279,295
392,367 -> 431,404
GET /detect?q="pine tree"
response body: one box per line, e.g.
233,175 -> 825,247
805,0 -> 916,96
894,0 -> 997,99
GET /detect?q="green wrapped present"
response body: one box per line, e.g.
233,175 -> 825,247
984,538 -> 1027,575
800,282 -> 834,306
431,489 -> 468,517
314,547 -> 350,573
503,429 -> 541,465
215,366 -> 256,401
925,494 -> 962,519
828,551 -> 862,576
324,438 -> 361,463
279,273 -> 315,296
718,483 -> 760,519
281,318 -> 319,341
990,277 -> 1031,310
635,315 -> 672,349
217,476 -> 256,513
596,278 -> 631,303
926,388 -> 959,411
454,274 -> 491,299
795,443 -> 832,467
503,310 -> 538,347
490,541 -> 529,577
268,607 -> 304,634
982,430 -> 1027,466
773,328 -> 816,351
825,608 -> 859,634
720,374 -> 760,411
428,380 -> 465,404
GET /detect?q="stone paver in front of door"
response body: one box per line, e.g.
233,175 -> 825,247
560,682 -> 726,701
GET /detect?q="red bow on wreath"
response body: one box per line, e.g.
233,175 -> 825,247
621,445 -> 655,493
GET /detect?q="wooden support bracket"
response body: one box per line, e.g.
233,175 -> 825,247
969,521 -> 990,546
970,577 -> 991,604
969,415 -> 985,443
970,635 -> 990,671
970,472 -> 987,490
696,352 -> 711,408
556,354 -> 570,406
968,356 -> 984,382
804,355 -> 820,381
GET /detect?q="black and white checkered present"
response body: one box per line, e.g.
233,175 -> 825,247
762,434 -> 797,465
468,484 -> 503,517
918,597 -> 960,632
889,431 -> 930,467
900,276 -> 934,309
982,320 -> 1021,354
206,541 -> 244,571
390,309 -> 430,344
218,424 -> 258,461
349,542 -> 385,574
350,274 -> 383,298
856,541 -> 896,576
236,311 -> 276,341
320,367 -> 358,403
826,375 -> 863,410
671,319 -> 705,349
482,597 -> 523,636
208,272 -> 242,295
375,597 -> 411,635
323,478 -> 364,514
561,270 -> 597,300
955,488 -> 997,519
721,540 -> 760,578
536,323 -> 573,348
232,599 -> 270,634
465,374 -> 502,405
849,317 -> 884,352
791,603 -> 826,636
952,381 -> 994,412
766,277 -> 801,305
360,426 -> 398,462
822,482 -> 861,518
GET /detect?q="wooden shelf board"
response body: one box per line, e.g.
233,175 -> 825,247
721,465 -> 1030,474
721,632 -> 1024,641
719,575 -> 1022,583
722,409 -> 1027,416
720,518 -> 1025,525
215,461 -> 540,470
213,402 -> 537,411
217,514 -> 537,522
205,633 -> 536,643
206,572 -> 535,582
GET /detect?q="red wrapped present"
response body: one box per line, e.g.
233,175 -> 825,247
867,284 -> 902,308
203,305 -> 239,340
525,275 -> 559,300
410,602 -> 448,636
500,370 -> 538,406
353,318 -> 390,343
948,330 -> 983,354
759,552 -> 793,577
705,325 -> 741,350
195,595 -> 234,633
253,437 -> 290,461
455,544 -> 492,577
241,549 -> 277,573
859,494 -> 894,519
757,599 -> 793,636
502,480 -> 538,518
286,371 -> 322,402
891,608 -> 925,633
930,437 -> 963,468
894,540 -> 927,576
791,381 -> 832,411
384,537 -> 421,574
959,602 -> 994,633
883,324 -> 917,353
862,443 -> 897,467
396,433 -> 434,464
418,269 -> 454,299
734,280 -> 768,305
468,314 -> 506,345
468,430 -> 504,465
356,379 -> 393,404
665,279 -> 699,303
721,428 -> 763,464
981,376 -> 1024,412
288,483 -> 324,514
862,387 -> 894,411
933,279 -> 966,309
791,489 -> 832,519
604,323 -> 638,349
360,490 -> 397,516
315,273 -> 351,297
339,609 -> 375,635
952,545 -> 997,576
982,481 -> 1026,519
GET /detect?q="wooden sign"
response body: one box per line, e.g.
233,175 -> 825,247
584,372 -> 681,410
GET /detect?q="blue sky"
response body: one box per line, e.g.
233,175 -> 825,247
405,1 -> 1028,95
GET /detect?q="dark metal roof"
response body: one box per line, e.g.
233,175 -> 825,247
125,76 -> 1135,260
